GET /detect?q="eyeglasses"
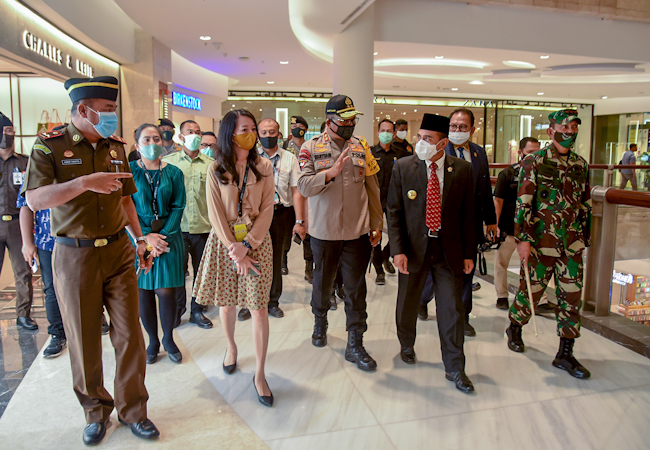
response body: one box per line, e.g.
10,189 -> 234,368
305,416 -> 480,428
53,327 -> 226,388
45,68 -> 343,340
200,143 -> 218,150
331,116 -> 359,126
449,124 -> 471,132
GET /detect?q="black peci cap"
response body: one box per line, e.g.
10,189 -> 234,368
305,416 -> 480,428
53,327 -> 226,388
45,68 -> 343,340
0,112 -> 13,128
420,113 -> 449,133
325,95 -> 363,119
291,116 -> 308,128
64,76 -> 119,103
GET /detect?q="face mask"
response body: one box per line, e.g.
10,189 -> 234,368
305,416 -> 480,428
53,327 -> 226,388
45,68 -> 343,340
161,130 -> 174,142
233,132 -> 257,151
0,133 -> 14,149
331,122 -> 355,141
415,139 -> 445,161
291,128 -> 305,139
86,107 -> 118,139
378,132 -> 393,145
183,133 -> 202,151
259,136 -> 278,150
139,144 -> 163,160
553,130 -> 578,149
200,148 -> 213,158
396,130 -> 408,140
448,131 -> 471,146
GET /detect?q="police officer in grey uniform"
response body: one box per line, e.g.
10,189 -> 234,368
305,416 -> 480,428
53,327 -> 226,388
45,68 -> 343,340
297,95 -> 383,371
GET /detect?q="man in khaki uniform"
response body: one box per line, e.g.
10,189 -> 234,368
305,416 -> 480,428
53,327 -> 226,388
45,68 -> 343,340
297,94 -> 383,371
22,76 -> 159,445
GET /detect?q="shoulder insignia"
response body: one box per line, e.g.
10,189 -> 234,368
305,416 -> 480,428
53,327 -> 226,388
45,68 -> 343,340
33,144 -> 52,155
38,130 -> 64,140
108,135 -> 127,144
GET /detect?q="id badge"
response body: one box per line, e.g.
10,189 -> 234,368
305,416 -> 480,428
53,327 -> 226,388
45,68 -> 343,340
234,223 -> 248,242
150,219 -> 163,233
13,170 -> 24,186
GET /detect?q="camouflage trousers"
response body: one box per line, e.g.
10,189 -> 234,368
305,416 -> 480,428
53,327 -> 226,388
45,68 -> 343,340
509,248 -> 583,339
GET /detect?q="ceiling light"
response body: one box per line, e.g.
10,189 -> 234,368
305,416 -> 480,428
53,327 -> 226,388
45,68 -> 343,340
259,109 -> 263,111
267,81 -> 275,84
373,52 -> 378,56
469,80 -> 484,85
537,92 -> 544,95
280,61 -> 289,64
540,55 -> 549,59
451,88 -> 458,91
602,96 -> 608,99
414,109 -> 417,112
199,36 -> 211,41
435,56 -> 444,59
503,61 -> 536,69
232,104 -> 235,107
375,58 -> 486,69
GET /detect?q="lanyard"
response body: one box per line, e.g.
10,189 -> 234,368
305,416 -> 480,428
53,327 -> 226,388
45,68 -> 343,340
140,160 -> 161,219
238,162 -> 250,218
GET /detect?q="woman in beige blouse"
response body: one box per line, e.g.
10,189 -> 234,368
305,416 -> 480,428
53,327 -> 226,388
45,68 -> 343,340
193,109 -> 275,406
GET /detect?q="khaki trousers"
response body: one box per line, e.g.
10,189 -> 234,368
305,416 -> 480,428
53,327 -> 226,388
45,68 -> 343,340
53,232 -> 148,424
494,235 -> 518,299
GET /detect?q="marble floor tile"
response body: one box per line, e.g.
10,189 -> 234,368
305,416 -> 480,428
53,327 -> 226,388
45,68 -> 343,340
266,425 -> 396,450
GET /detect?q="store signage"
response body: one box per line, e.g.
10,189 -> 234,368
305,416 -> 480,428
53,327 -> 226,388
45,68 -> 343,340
463,100 -> 494,107
23,30 -> 94,77
612,270 -> 634,286
535,124 -> 550,130
172,92 -> 202,111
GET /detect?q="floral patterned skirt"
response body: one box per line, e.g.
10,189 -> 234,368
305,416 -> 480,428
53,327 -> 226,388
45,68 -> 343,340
192,223 -> 273,310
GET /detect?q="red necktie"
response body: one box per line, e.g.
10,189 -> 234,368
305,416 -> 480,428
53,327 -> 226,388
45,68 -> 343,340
426,164 -> 441,232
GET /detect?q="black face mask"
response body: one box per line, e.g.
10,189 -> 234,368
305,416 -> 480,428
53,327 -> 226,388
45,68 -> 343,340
330,122 -> 355,141
259,136 -> 278,150
0,133 -> 14,149
291,128 -> 305,138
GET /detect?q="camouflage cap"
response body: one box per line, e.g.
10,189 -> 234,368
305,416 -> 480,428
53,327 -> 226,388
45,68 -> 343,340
548,109 -> 581,125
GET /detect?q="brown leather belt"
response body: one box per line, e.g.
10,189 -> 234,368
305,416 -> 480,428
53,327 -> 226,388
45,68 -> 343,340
55,229 -> 126,248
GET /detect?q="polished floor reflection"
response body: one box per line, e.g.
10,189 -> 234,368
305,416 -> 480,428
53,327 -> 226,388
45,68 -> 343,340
0,244 -> 649,449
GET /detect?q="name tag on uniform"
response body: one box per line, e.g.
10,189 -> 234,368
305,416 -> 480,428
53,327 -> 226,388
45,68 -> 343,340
234,223 -> 248,242
62,159 -> 83,165
13,170 -> 24,185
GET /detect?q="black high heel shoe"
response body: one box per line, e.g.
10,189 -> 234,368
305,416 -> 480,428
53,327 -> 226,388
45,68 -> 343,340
223,349 -> 237,374
253,376 -> 273,407
163,343 -> 182,364
146,345 -> 159,365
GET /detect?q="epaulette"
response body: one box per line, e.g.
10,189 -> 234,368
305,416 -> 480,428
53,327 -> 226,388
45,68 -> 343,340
38,130 -> 65,140
108,135 -> 127,144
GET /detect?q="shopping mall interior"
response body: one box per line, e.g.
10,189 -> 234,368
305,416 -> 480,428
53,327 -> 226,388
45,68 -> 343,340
0,0 -> 650,448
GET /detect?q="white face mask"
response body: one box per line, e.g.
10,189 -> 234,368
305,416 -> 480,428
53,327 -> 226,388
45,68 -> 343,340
396,130 -> 408,140
183,133 -> 202,151
448,131 -> 471,146
415,139 -> 444,160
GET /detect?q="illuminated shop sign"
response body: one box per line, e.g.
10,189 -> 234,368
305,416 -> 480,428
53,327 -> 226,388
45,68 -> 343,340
612,270 -> 634,286
23,30 -> 94,77
172,92 -> 202,111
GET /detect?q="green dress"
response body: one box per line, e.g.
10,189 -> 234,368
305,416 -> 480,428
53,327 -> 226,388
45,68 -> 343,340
130,160 -> 186,290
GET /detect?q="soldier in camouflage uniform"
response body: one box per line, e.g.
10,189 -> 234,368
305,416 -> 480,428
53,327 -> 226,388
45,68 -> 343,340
506,109 -> 592,380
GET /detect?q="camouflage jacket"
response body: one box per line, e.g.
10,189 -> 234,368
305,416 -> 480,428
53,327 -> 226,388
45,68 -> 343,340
515,144 -> 591,257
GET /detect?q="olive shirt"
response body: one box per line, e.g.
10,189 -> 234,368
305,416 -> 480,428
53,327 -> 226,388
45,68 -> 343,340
21,123 -> 136,239
297,132 -> 383,241
162,150 -> 213,234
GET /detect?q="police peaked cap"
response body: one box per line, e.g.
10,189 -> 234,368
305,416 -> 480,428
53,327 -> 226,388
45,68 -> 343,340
0,112 -> 12,128
65,76 -> 119,103
291,116 -> 309,128
420,113 -> 449,133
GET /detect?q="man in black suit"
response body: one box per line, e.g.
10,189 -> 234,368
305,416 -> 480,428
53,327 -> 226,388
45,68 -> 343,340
388,113 -> 476,393
419,108 -> 496,336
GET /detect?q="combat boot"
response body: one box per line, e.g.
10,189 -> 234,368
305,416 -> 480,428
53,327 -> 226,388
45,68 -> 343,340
304,260 -> 314,284
345,331 -> 377,371
506,322 -> 525,353
552,337 -> 591,379
312,314 -> 328,347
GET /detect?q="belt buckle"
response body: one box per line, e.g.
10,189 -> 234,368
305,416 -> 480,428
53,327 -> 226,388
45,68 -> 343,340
2,215 -> 12,221
94,238 -> 108,247
428,229 -> 438,238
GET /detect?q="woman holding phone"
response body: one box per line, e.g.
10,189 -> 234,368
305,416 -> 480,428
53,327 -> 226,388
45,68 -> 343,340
130,123 -> 186,364
193,109 -> 275,406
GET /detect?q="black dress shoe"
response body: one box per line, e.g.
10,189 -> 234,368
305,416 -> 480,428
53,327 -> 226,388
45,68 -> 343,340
445,371 -> 475,393
223,349 -> 237,374
189,311 -> 213,329
281,262 -> 289,275
268,305 -> 284,318
238,308 -> 251,321
118,417 -> 160,440
375,273 -> 386,285
253,376 -> 274,407
174,306 -> 186,328
464,320 -> 476,337
101,314 -> 110,335
400,347 -> 416,364
43,337 -> 67,359
168,351 -> 182,363
472,282 -> 481,292
417,305 -> 428,321
496,298 -> 509,310
329,294 -> 337,311
16,316 -> 38,331
383,259 -> 396,275
83,421 -> 107,445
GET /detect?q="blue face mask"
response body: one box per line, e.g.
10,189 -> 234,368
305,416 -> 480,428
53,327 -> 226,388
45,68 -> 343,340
139,144 -> 163,160
200,147 -> 213,158
86,107 -> 118,138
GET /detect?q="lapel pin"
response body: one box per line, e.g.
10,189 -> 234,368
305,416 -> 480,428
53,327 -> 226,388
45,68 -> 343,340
473,152 -> 477,157
110,150 -> 118,158
63,150 -> 74,158
448,167 -> 453,172
407,190 -> 417,200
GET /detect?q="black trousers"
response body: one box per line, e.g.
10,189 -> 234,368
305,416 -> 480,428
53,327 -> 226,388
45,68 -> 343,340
269,205 -> 295,308
38,248 -> 65,338
371,209 -> 390,275
420,255 -> 474,320
311,235 -> 371,332
176,232 -> 209,315
396,238 -> 465,372
303,234 -> 313,261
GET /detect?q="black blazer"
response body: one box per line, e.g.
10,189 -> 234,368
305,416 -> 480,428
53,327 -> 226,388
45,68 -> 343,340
387,154 -> 475,277
445,141 -> 496,244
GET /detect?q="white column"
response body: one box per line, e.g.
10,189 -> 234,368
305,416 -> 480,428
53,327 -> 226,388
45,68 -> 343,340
332,4 -> 374,141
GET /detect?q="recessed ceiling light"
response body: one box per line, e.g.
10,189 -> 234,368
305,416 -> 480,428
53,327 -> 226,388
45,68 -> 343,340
259,109 -> 262,111
435,56 -> 444,59
166,81 -> 172,84
538,92 -> 544,95
451,88 -> 458,91
280,61 -> 289,64
503,60 -> 536,69
602,96 -> 608,99
540,55 -> 550,59
232,104 -> 235,107
469,80 -> 484,85
199,36 -> 211,41
373,52 -> 378,56
267,81 -> 275,84
414,109 -> 417,112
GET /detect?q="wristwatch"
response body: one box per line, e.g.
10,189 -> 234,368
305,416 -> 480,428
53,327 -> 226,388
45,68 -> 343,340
295,220 -> 305,226
242,239 -> 252,249
136,236 -> 148,245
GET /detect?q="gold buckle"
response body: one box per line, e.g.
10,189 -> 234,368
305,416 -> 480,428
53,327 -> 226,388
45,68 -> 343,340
94,238 -> 108,247
2,215 -> 12,221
